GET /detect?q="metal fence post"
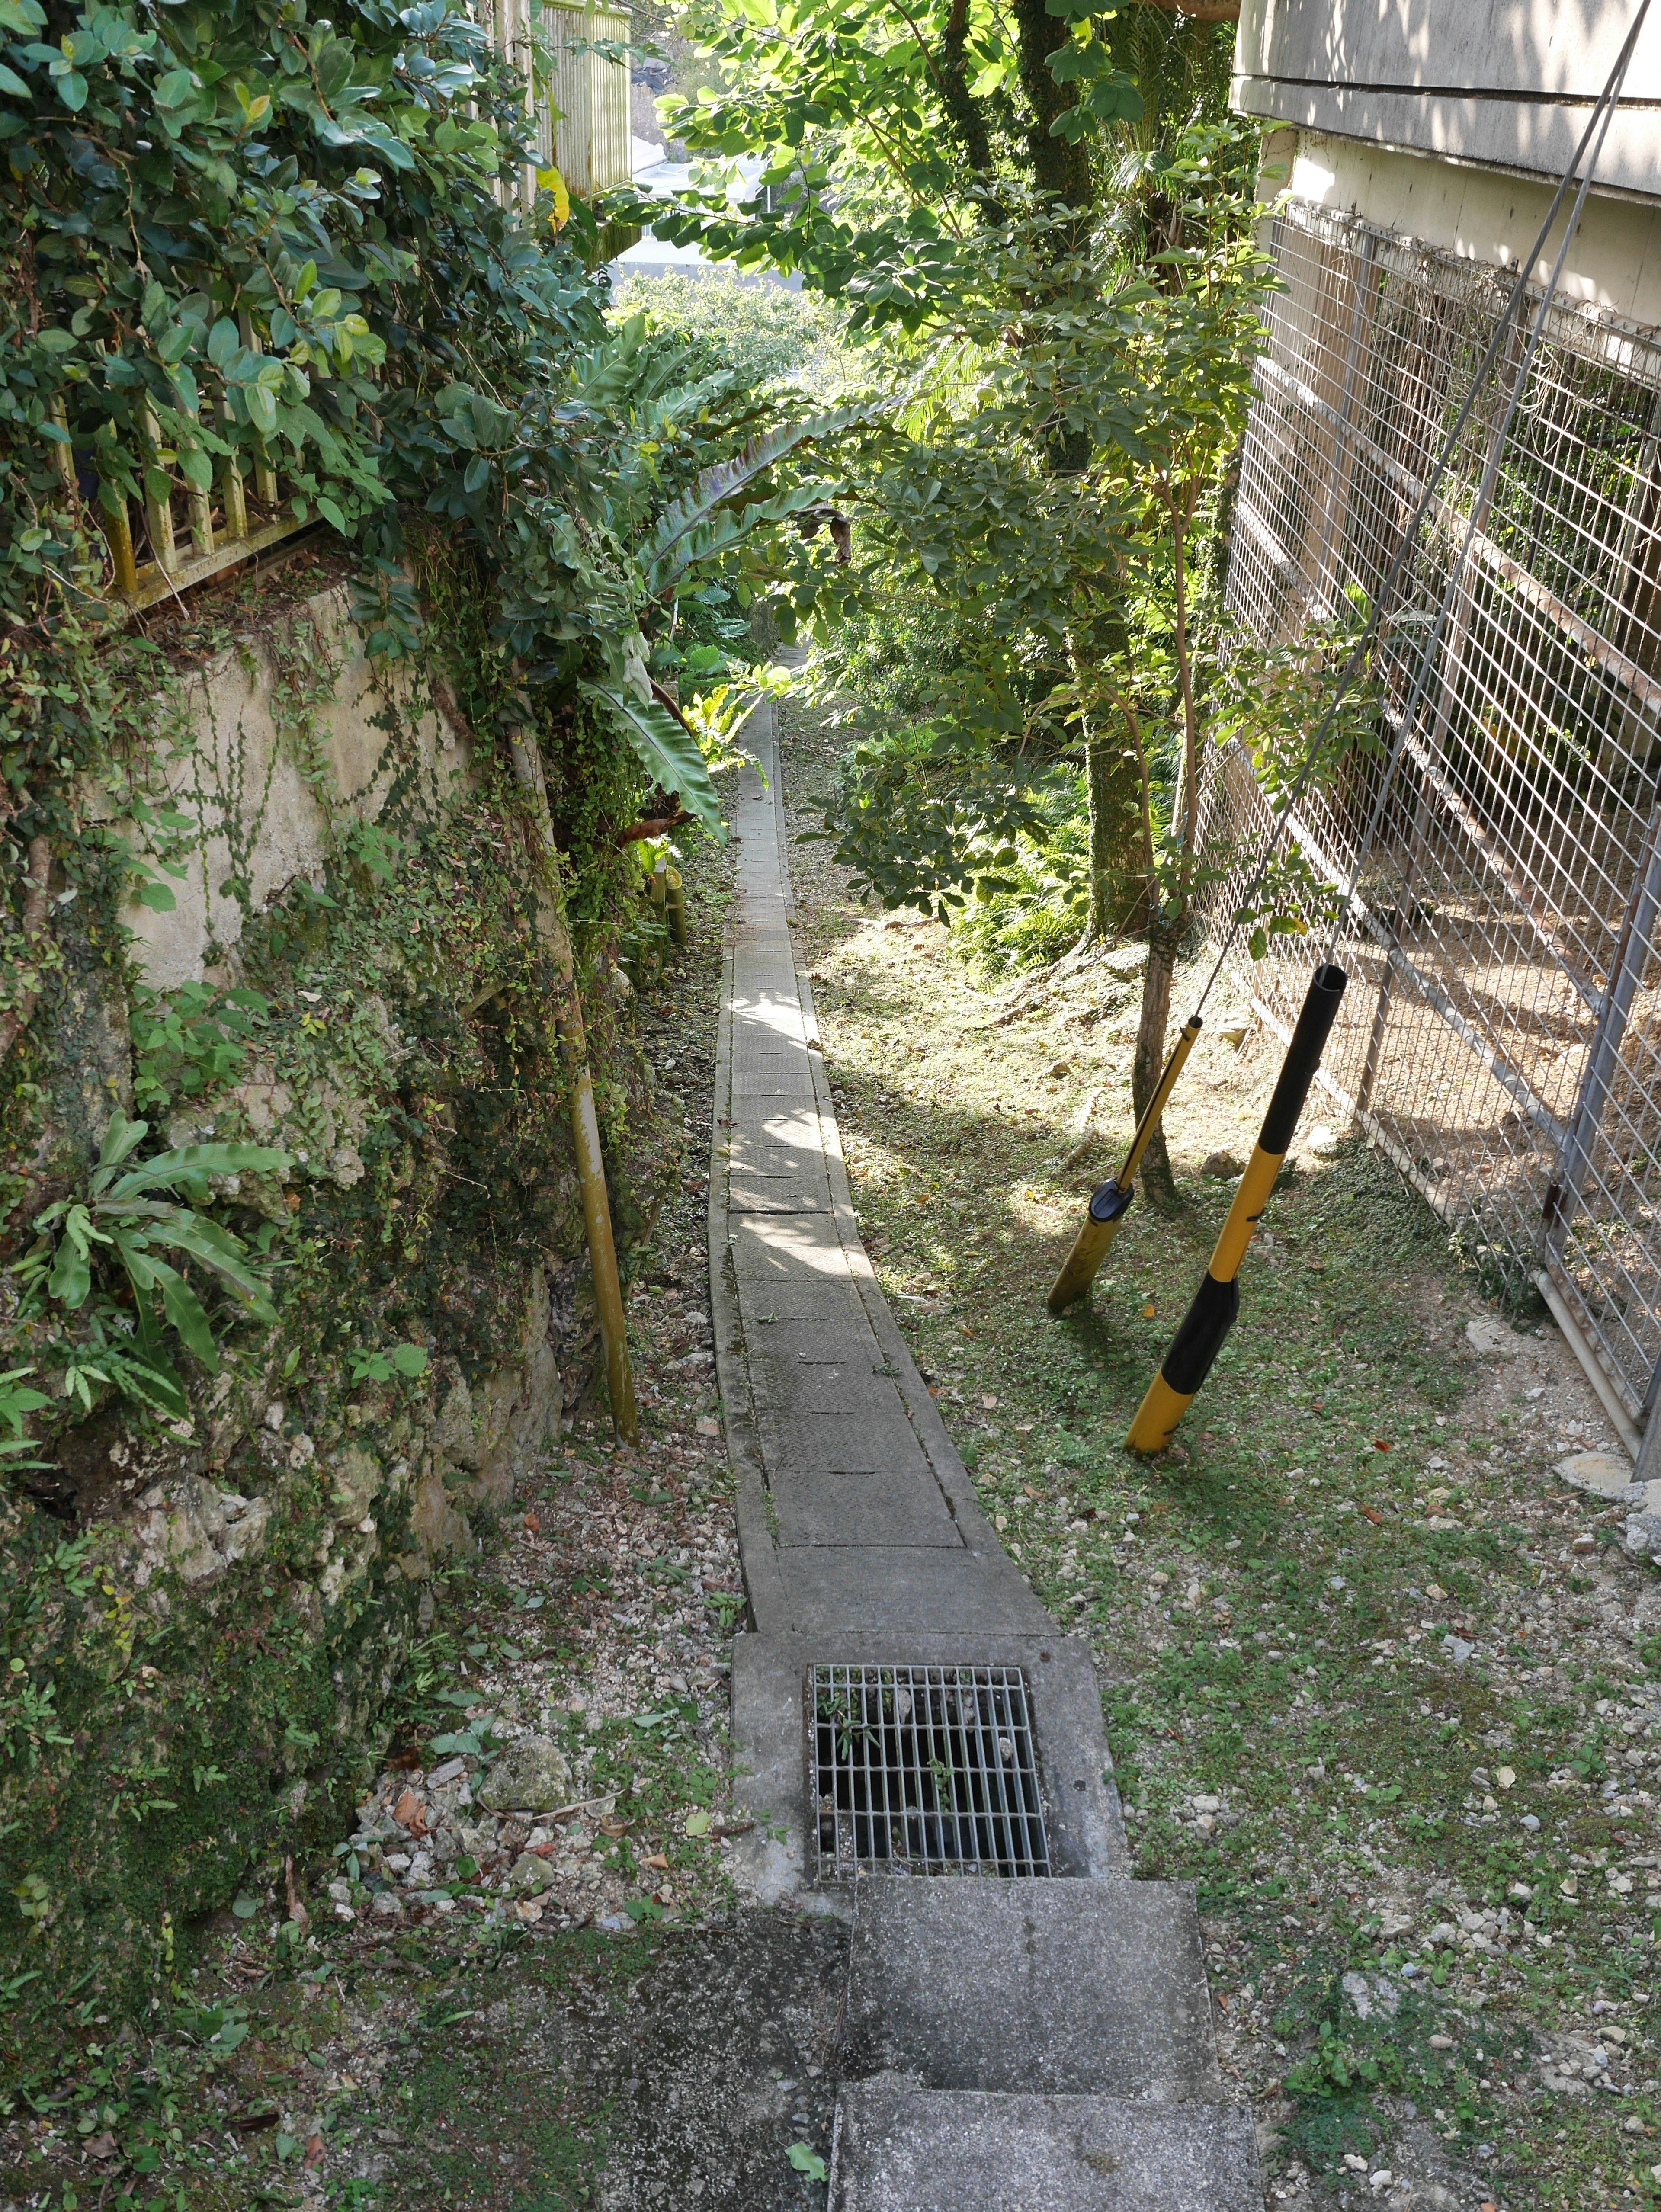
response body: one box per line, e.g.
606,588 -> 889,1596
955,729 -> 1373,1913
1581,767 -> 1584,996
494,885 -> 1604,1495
1542,783 -> 1661,1255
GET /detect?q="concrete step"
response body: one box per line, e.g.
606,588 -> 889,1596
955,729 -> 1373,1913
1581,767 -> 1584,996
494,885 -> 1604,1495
830,2082 -> 1260,2212
843,1877 -> 1221,2099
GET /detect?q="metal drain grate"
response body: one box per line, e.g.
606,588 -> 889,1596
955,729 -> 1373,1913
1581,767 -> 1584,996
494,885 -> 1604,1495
810,1664 -> 1050,1878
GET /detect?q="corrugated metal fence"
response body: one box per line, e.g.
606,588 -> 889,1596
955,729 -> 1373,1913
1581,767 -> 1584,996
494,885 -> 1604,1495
1209,197 -> 1661,1465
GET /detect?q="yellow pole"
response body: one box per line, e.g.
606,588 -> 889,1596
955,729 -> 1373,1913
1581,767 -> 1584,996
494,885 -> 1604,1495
1126,963 -> 1347,1455
1047,1016 -> 1202,1314
510,732 -> 639,1444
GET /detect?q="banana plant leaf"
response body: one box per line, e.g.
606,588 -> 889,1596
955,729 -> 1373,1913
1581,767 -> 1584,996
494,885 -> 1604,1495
641,402 -> 879,595
593,686 -> 728,839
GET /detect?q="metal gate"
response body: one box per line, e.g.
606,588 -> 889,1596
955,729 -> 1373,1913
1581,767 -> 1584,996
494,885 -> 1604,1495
1209,198 -> 1661,1462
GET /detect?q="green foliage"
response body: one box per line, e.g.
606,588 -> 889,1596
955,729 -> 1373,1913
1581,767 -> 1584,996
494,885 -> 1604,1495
682,661 -> 793,775
950,780 -> 1094,975
614,0 -> 1145,324
1,0 -> 857,894
347,1342 -> 429,1383
130,980 -> 270,1114
11,1109 -> 289,1419
813,720 -> 1059,920
0,0 -> 534,620
410,311 -> 862,823
610,270 -> 849,393
0,1367 -> 48,1468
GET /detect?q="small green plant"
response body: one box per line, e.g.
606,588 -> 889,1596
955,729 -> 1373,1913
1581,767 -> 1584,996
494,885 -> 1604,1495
347,1343 -> 430,1383
130,980 -> 271,1113
0,1366 -> 50,1466
682,662 -> 795,776
12,1110 -> 290,1419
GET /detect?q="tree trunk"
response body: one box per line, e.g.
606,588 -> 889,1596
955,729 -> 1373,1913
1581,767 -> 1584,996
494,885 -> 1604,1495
1132,923 -> 1179,1203
1010,0 -> 1094,209
1071,618 -> 1135,943
1085,725 -> 1119,941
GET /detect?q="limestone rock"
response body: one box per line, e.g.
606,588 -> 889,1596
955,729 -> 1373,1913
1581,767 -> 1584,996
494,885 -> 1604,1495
330,1144 -> 365,1187
431,1375 -> 480,1470
479,1735 -> 572,1813
1557,1449 -> 1634,1500
508,1850 -> 555,1895
329,1444 -> 383,1524
134,1477 -> 272,1587
1622,1478 -> 1661,1561
1465,1316 -> 1523,1356
1201,1151 -> 1243,1180
408,1465 -> 473,1561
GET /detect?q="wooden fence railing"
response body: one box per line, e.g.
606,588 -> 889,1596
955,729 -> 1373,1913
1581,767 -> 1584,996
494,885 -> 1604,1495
43,5 -> 635,612
543,2 -> 632,198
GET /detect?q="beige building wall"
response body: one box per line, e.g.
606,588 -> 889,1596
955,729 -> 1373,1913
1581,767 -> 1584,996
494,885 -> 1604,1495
1265,126 -> 1661,334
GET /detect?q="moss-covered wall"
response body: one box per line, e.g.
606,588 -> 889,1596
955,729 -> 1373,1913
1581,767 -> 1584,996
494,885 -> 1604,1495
0,550 -> 672,2086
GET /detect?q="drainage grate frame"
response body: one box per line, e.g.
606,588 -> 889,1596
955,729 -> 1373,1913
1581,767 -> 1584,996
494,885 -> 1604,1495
809,1664 -> 1051,1879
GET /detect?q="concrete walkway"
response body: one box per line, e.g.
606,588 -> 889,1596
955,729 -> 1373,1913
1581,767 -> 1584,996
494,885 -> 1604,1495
709,714 -> 1258,2208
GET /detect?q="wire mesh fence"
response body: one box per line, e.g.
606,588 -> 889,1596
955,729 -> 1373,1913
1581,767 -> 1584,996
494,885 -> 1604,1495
1208,197 -> 1661,1457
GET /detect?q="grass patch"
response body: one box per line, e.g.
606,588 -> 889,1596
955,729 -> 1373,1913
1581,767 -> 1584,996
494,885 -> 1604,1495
782,690 -> 1661,2212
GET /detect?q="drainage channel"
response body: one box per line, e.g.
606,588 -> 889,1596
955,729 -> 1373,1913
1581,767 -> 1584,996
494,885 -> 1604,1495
709,700 -> 1260,2210
810,1662 -> 1050,1879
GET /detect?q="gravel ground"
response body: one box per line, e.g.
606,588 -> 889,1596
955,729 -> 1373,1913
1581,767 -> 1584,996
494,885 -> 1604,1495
779,691 -> 1661,2212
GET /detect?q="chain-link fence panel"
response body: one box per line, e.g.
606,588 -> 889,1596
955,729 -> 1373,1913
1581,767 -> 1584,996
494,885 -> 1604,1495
1208,199 -> 1661,1454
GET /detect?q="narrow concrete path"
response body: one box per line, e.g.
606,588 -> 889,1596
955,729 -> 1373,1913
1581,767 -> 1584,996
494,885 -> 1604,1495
709,712 -> 1259,2209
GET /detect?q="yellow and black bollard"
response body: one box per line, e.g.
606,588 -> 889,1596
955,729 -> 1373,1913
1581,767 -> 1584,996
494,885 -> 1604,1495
1047,1016 -> 1202,1314
1126,962 -> 1347,1454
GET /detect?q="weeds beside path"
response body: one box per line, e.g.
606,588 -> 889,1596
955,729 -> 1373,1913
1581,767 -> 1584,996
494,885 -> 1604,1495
781,695 -> 1661,2212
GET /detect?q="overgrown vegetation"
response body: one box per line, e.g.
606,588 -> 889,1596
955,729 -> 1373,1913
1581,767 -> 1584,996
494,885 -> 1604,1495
0,0 -> 866,2087
617,0 -> 1375,1198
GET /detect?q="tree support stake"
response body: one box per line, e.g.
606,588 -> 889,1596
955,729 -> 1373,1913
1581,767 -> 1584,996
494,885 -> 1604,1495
1047,1015 -> 1202,1314
510,734 -> 639,1444
1126,963 -> 1346,1454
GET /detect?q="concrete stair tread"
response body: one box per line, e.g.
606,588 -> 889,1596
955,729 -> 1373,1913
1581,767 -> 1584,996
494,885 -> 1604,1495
830,2082 -> 1260,2211
843,1877 -> 1220,2098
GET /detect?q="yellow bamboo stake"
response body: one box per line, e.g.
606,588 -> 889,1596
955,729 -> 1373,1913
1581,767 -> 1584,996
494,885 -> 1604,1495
509,730 -> 639,1443
1046,1015 -> 1202,1314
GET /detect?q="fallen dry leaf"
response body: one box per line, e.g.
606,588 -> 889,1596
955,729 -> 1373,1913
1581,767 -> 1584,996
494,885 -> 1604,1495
642,1852 -> 670,1870
392,1788 -> 428,1834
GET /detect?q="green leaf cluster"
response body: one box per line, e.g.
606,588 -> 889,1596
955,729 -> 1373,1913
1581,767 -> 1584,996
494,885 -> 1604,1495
10,1108 -> 290,1419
